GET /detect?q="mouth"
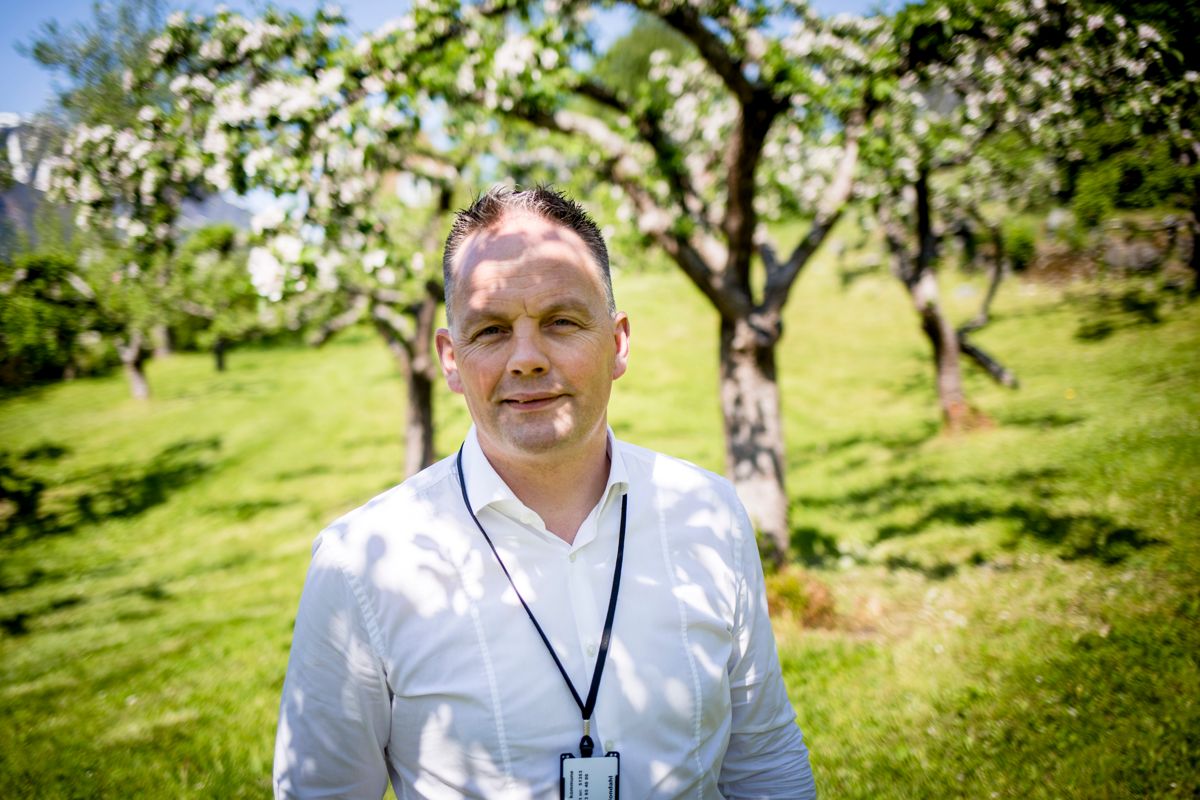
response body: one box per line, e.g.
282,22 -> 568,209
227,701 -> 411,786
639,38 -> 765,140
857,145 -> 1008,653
501,393 -> 565,410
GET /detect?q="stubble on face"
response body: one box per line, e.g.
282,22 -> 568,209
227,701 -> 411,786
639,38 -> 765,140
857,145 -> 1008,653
437,211 -> 628,469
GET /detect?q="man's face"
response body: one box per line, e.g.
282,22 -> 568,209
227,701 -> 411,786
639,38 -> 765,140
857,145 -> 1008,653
436,211 -> 630,465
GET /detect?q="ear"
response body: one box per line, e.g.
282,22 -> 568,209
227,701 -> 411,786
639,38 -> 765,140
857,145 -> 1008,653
435,327 -> 464,395
610,312 -> 630,381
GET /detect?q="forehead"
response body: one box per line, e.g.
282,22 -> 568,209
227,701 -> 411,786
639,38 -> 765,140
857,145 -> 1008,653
451,211 -> 605,305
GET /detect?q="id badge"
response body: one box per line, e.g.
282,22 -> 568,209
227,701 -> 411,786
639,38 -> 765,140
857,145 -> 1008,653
560,752 -> 619,800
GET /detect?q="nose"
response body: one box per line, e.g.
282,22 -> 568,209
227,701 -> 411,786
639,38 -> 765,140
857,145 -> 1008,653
506,322 -> 549,376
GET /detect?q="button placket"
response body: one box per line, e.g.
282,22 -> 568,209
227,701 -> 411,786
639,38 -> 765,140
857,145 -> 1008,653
567,545 -> 602,673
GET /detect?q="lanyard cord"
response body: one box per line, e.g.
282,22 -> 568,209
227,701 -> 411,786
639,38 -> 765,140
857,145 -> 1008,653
456,445 -> 626,755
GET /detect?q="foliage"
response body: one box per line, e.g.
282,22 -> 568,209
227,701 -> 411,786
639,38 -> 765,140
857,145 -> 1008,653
1000,216 -> 1038,272
0,249 -> 110,388
1071,158 -> 1120,228
168,224 -> 268,361
19,0 -> 167,127
1069,124 -> 1195,227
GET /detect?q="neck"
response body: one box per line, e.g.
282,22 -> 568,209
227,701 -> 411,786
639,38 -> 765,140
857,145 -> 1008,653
481,429 -> 611,545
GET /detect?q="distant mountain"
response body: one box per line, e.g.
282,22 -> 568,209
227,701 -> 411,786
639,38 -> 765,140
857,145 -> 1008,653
1,113 -> 250,255
179,193 -> 252,231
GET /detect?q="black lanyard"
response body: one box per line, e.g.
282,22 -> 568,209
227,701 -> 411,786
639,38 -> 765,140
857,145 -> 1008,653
456,445 -> 627,758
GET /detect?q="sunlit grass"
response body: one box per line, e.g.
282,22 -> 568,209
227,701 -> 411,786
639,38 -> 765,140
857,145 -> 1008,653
1,244 -> 1197,797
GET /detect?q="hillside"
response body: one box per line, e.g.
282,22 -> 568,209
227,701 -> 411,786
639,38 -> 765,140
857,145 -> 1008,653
1,248 -> 1197,797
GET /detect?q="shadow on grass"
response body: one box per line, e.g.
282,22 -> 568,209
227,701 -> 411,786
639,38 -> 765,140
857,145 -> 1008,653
0,437 -> 221,550
878,499 -> 1161,564
797,468 -> 1065,519
276,465 -> 333,481
996,410 -> 1086,430
882,554 -> 959,580
791,524 -> 843,567
1074,287 -> 1166,342
202,498 -> 291,520
790,423 -> 940,469
0,593 -> 84,636
920,600 -> 1200,796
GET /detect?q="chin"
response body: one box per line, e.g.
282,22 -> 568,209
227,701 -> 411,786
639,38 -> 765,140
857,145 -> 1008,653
501,421 -> 580,455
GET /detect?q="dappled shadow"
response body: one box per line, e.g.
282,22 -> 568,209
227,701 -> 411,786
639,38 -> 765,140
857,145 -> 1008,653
203,498 -> 291,520
877,499 -> 1160,564
161,377 -> 279,401
837,261 -> 885,289
918,593 -> 1200,795
890,369 -> 940,400
790,524 -> 842,567
0,593 -> 84,636
995,410 -> 1085,430
0,437 -> 221,545
789,424 -> 940,470
276,465 -> 333,481
788,447 -> 1158,567
796,468 -> 1064,520
1074,288 -> 1166,342
882,554 -> 958,580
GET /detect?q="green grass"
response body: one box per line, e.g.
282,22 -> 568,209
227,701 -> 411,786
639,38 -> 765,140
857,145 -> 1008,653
2,245 -> 1197,797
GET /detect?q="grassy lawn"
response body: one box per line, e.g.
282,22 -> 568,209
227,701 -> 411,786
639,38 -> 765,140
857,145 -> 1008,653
1,243 -> 1197,797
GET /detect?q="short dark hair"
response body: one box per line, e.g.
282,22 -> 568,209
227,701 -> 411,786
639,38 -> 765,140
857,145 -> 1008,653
441,185 -> 614,326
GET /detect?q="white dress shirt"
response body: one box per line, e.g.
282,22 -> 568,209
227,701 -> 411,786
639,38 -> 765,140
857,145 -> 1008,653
274,427 -> 815,799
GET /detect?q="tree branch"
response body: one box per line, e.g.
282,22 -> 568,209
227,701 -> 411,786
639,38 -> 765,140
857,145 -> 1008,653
307,291 -> 368,346
646,2 -> 756,104
512,102 -> 750,320
958,335 -> 1019,387
573,78 -> 713,226
178,299 -> 216,320
370,301 -> 416,358
762,106 -> 865,314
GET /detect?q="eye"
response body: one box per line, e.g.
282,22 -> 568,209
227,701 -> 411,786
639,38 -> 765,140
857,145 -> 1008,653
549,318 -> 578,329
472,324 -> 505,340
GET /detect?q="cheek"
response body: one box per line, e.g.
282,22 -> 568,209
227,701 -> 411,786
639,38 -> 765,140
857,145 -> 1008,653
457,352 -> 503,393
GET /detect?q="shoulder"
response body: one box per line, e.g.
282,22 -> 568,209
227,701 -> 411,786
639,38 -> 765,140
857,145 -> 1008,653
615,438 -> 744,512
310,453 -> 466,575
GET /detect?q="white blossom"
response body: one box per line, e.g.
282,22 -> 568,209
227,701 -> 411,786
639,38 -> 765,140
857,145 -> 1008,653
493,35 -> 537,78
248,247 -> 285,301
362,249 -> 387,273
271,234 -> 304,265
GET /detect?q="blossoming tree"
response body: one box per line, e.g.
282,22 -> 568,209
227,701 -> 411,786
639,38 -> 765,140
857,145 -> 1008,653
859,0 -> 1195,430
52,0 -> 1194,560
362,0 -> 891,562
51,7 -> 476,475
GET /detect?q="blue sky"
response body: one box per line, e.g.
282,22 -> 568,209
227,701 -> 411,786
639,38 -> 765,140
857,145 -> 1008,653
2,0 -> 889,118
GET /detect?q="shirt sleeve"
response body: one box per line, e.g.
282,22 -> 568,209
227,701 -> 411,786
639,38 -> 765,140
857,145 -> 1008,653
274,533 -> 392,799
717,501 -> 817,800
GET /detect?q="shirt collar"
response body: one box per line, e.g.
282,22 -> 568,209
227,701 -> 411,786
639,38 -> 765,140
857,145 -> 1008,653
459,425 -> 629,520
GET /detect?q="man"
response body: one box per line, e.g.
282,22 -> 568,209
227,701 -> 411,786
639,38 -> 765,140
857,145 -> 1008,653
273,186 -> 816,799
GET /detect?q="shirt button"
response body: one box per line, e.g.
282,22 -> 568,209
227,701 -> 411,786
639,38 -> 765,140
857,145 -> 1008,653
604,740 -> 615,751
587,643 -> 598,657
568,552 -> 577,563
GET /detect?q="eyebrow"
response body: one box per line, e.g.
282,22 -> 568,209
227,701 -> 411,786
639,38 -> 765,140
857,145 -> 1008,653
461,293 -> 596,324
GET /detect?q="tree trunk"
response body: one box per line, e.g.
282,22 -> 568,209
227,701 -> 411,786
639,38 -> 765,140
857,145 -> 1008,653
908,270 -> 976,432
957,215 -> 1019,388
151,322 -> 172,358
213,338 -> 227,372
719,316 -> 789,568
118,331 -> 150,400
404,363 -> 435,478
372,283 -> 440,478
905,171 -> 987,432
